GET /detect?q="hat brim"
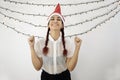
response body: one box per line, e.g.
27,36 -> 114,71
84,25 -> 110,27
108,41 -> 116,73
47,13 -> 65,23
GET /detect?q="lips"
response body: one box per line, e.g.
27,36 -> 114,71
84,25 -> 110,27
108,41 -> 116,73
51,23 -> 59,26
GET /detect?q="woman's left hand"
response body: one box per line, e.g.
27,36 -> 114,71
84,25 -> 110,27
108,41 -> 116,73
74,37 -> 82,47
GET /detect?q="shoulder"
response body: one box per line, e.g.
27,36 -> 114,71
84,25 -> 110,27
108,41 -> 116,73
37,38 -> 45,42
35,38 -> 45,46
65,37 -> 71,43
64,37 -> 72,48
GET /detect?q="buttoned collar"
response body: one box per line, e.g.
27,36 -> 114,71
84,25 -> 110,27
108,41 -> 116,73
49,32 -> 62,42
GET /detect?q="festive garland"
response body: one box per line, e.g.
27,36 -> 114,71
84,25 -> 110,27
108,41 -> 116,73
0,8 -> 120,38
0,0 -> 120,38
0,1 -> 119,28
65,9 -> 120,37
4,0 -> 104,6
0,0 -> 119,17
65,4 -> 119,27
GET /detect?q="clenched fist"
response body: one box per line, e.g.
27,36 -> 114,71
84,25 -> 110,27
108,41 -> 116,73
28,36 -> 35,48
74,37 -> 82,47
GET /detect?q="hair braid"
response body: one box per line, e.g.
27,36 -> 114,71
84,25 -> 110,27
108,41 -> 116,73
43,28 -> 50,55
61,28 -> 68,56
43,22 -> 67,56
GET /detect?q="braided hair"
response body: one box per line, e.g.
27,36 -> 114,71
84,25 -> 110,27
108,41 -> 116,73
43,23 -> 67,56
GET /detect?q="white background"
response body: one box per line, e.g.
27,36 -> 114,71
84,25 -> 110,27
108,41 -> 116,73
0,0 -> 120,80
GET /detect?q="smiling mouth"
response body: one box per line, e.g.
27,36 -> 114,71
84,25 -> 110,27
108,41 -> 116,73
52,24 -> 59,26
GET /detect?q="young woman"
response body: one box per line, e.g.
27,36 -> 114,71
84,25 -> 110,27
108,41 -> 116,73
28,3 -> 82,80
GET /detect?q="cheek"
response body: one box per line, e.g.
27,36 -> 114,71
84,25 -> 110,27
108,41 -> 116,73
48,22 -> 52,27
60,25 -> 63,29
60,23 -> 64,28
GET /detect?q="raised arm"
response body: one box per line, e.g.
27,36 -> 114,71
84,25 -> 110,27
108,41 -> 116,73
28,36 -> 43,71
66,37 -> 82,71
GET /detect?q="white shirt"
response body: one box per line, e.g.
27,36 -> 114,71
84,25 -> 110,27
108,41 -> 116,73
34,34 -> 73,74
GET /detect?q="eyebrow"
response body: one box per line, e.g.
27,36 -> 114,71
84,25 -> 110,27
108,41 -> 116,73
51,16 -> 61,19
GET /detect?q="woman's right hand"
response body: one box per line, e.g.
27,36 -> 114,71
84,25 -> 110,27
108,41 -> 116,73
28,36 -> 35,48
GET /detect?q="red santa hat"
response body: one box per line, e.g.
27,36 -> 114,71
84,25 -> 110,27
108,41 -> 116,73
47,3 -> 65,23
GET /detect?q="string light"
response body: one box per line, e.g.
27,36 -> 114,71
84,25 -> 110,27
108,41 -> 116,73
64,0 -> 120,17
0,21 -> 43,38
1,0 -> 120,38
0,6 -> 48,17
65,4 -> 118,27
0,2 -> 118,28
4,0 -> 104,6
0,0 -> 119,17
65,9 -> 120,37
0,11 -> 46,27
0,8 -> 120,38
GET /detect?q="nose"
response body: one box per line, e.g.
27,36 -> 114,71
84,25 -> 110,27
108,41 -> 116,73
54,19 -> 58,23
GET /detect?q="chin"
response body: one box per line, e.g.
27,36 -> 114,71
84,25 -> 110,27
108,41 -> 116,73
50,26 -> 60,30
52,28 -> 60,31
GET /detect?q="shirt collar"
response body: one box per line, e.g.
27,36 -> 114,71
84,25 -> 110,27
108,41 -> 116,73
49,32 -> 62,42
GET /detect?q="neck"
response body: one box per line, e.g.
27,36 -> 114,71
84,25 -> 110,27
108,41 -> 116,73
50,30 -> 60,41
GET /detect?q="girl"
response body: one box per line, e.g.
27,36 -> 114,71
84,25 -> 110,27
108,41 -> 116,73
28,3 -> 82,80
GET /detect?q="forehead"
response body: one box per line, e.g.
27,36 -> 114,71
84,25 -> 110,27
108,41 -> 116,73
51,15 -> 61,19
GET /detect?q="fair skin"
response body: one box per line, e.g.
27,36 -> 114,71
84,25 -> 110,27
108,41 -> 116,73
28,36 -> 43,71
28,15 -> 82,71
